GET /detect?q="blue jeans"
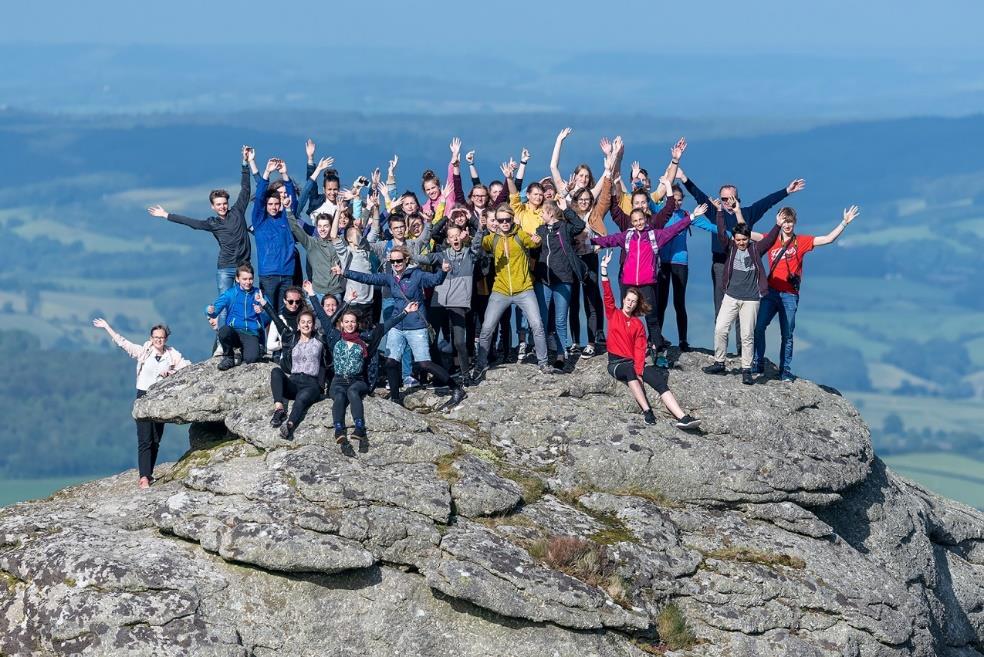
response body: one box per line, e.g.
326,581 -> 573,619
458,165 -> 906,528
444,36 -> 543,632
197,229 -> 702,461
385,327 -> 431,362
215,268 -> 237,326
535,281 -> 573,352
259,275 -> 293,315
753,289 -> 799,377
381,297 -> 413,378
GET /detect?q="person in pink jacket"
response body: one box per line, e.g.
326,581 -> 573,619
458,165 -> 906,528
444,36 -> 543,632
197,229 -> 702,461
93,318 -> 191,489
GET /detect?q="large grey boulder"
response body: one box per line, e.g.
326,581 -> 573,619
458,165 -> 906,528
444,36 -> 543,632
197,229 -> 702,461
2,354 -> 982,657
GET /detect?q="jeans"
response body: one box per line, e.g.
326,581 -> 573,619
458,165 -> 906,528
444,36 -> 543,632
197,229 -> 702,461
380,298 -> 412,378
753,289 -> 799,377
476,289 -> 547,367
260,274 -> 293,315
134,390 -> 164,479
386,327 -> 431,362
535,281 -> 573,352
329,376 -> 369,432
216,268 -> 237,326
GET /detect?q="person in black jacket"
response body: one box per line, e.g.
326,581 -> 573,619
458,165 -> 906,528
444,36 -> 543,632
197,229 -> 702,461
533,200 -> 586,370
148,146 -> 259,329
703,203 -> 783,384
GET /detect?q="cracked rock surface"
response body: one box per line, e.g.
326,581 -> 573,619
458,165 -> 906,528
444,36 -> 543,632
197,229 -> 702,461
3,354 -> 983,656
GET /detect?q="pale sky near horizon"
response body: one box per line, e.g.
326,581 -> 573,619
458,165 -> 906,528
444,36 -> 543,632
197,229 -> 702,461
10,0 -> 984,58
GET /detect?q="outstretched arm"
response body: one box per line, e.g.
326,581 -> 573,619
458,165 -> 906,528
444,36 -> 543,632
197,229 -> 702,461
150,205 -> 211,231
550,128 -> 572,195
231,145 -> 253,214
92,318 -> 144,359
465,149 -> 481,186
744,179 -> 804,227
813,205 -> 860,246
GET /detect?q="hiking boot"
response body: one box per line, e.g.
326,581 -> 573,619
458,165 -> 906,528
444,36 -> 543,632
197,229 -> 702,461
780,373 -> 796,383
441,386 -> 467,410
279,421 -> 295,440
335,432 -> 348,445
703,361 -> 726,375
355,429 -> 369,453
568,344 -> 582,355
741,369 -> 754,385
471,364 -> 488,384
217,357 -> 235,371
656,354 -> 669,368
270,408 -> 287,428
460,371 -> 475,388
581,344 -> 596,358
643,409 -> 657,425
675,415 -> 701,430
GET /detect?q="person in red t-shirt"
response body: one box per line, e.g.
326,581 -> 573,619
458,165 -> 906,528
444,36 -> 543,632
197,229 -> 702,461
752,205 -> 860,381
600,251 -> 700,430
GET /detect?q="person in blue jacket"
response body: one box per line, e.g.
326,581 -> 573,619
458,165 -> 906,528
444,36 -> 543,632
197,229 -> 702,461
206,263 -> 267,370
333,247 -> 467,409
654,186 -> 715,352
253,158 -> 299,315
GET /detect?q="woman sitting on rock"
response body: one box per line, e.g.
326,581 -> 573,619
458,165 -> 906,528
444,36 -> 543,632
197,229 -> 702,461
92,317 -> 191,489
312,292 -> 418,453
599,251 -> 700,430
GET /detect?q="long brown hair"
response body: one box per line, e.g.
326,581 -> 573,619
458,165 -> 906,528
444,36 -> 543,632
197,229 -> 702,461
623,287 -> 651,317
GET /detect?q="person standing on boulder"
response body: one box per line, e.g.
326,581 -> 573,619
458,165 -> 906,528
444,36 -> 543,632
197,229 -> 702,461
92,318 -> 191,489
599,251 -> 700,430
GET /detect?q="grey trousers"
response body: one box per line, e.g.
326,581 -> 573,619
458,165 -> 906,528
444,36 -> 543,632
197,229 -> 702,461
476,290 -> 547,367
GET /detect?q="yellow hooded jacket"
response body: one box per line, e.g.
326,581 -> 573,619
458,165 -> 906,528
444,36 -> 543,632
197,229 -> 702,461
481,226 -> 538,296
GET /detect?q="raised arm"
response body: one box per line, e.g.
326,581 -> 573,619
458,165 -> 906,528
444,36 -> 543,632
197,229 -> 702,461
744,179 -> 804,226
714,205 -> 730,251
465,149 -> 480,186
231,146 -> 254,214
516,147 -> 530,190
647,186 -> 678,229
587,171 -> 613,237
550,128 -> 572,194
150,205 -> 210,231
599,250 -> 616,314
679,168 -> 713,210
92,318 -> 142,359
259,292 -> 288,334
813,205 -> 860,246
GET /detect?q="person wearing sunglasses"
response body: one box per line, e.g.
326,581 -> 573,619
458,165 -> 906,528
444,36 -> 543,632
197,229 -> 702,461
264,286 -> 309,370
92,317 -> 191,489
332,247 -> 467,409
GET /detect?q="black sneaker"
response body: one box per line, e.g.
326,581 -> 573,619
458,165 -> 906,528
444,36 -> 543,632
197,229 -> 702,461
440,386 -> 467,410
335,432 -> 348,445
675,415 -> 701,430
703,362 -> 726,375
279,421 -> 295,440
460,372 -> 474,388
471,365 -> 488,384
643,409 -> 656,425
217,357 -> 236,371
270,408 -> 287,428
741,369 -> 754,385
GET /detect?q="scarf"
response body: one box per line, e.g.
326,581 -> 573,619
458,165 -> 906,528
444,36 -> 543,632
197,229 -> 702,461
341,332 -> 368,357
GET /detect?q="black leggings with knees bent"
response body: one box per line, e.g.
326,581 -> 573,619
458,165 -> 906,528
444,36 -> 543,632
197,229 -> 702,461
217,325 -> 261,363
329,376 -> 369,429
656,262 -> 689,345
607,357 -> 669,395
270,369 -> 321,426
386,358 -> 451,399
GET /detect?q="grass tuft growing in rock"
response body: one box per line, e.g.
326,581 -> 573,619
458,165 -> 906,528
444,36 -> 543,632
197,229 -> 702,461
611,486 -> 683,508
657,602 -> 696,650
525,535 -> 631,606
434,447 -> 466,486
496,467 -> 545,504
704,546 -> 806,570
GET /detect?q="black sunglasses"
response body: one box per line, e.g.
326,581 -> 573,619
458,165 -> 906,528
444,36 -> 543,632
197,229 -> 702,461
389,258 -> 406,264
284,298 -> 302,305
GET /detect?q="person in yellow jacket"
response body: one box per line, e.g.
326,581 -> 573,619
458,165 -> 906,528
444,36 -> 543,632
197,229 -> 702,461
471,204 -> 553,382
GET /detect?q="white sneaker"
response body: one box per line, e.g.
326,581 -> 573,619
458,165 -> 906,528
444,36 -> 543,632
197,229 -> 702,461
403,376 -> 420,390
581,344 -> 596,358
517,342 -> 529,360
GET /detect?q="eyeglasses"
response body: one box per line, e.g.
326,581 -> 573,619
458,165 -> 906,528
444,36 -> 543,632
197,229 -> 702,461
284,298 -> 302,305
471,193 -> 488,199
151,335 -> 167,340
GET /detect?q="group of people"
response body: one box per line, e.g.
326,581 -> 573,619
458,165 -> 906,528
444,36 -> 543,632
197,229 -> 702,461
94,132 -> 860,487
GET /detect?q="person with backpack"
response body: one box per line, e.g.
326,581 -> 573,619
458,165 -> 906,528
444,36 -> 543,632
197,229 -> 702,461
702,203 -> 783,384
471,204 -> 552,382
599,251 -> 700,430
752,205 -> 861,381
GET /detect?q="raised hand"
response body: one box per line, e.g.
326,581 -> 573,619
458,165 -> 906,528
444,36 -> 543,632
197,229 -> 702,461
277,159 -> 289,178
206,305 -> 216,315
441,259 -> 452,272
692,203 -> 708,218
265,158 -> 279,175
254,291 -> 267,306
465,150 -> 475,165
612,136 -> 624,156
843,205 -> 860,224
441,179 -> 454,202
631,161 -> 641,180
92,317 -> 109,330
670,138 -> 687,160
305,139 -> 316,160
557,195 -> 568,211
314,156 -> 334,173
302,280 -> 314,296
787,178 -> 806,194
388,154 -> 399,175
339,188 -> 356,202
600,250 -> 613,270
710,198 -> 723,212
449,137 -> 462,164
500,161 -> 513,178
366,191 -> 379,211
147,205 -> 168,218
557,127 -> 573,142
599,137 -> 612,156
371,167 -> 381,186
242,145 -> 253,162
520,147 -> 530,163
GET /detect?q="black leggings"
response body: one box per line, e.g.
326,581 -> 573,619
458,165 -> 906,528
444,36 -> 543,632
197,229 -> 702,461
656,262 -> 689,344
134,390 -> 164,479
569,253 -> 602,345
217,326 -> 261,363
329,376 -> 369,430
634,283 -> 663,349
431,305 -> 469,372
386,358 -> 451,399
607,357 -> 669,394
270,369 -> 321,426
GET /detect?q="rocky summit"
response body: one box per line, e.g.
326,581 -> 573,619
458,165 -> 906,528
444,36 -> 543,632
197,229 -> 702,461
2,351 -> 983,657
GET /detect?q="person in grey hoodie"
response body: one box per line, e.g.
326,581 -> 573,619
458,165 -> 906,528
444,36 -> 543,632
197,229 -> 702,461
332,192 -> 381,328
412,223 -> 483,385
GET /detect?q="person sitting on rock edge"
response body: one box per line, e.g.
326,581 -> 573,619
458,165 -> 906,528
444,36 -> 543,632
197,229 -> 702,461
599,251 -> 700,430
206,263 -> 267,370
92,318 -> 191,489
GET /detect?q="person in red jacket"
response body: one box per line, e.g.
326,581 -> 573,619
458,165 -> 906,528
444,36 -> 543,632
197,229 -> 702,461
600,251 -> 700,430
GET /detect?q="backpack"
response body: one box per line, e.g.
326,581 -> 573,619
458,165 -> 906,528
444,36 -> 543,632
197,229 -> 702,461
624,229 -> 659,261
479,232 -> 528,276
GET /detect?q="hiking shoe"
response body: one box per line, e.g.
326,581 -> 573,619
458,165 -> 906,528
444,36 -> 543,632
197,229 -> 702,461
741,369 -> 754,385
403,376 -> 420,390
643,409 -> 657,425
279,421 -> 295,440
679,341 -> 691,353
656,354 -> 669,368
568,344 -> 582,355
517,342 -> 529,361
675,415 -> 701,430
750,365 -> 764,375
703,362 -> 726,375
581,344 -> 596,358
270,408 -> 287,428
441,387 -> 467,410
780,373 -> 796,383
335,432 -> 348,445
470,365 -> 488,384
539,364 -> 558,375
217,357 -> 236,371
460,372 -> 475,388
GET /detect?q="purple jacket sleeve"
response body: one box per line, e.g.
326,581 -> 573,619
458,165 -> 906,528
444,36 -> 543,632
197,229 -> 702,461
610,197 -> 632,231
654,215 -> 692,248
591,231 -> 626,249
453,169 -> 467,206
647,196 -> 677,229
